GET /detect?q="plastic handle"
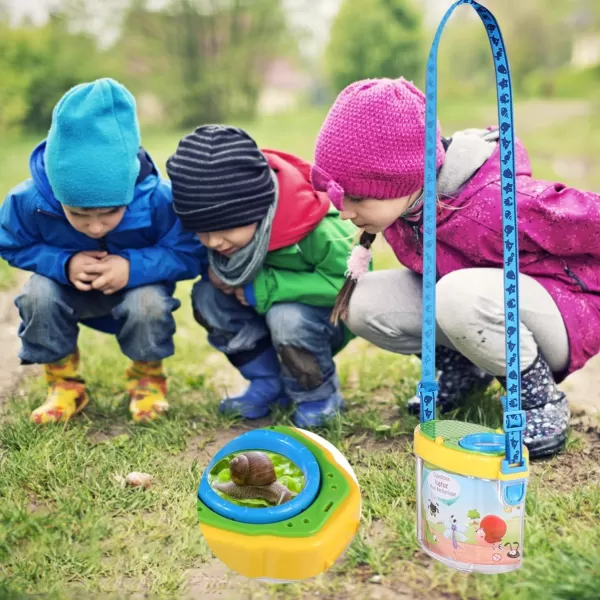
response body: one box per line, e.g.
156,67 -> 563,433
418,0 -> 525,471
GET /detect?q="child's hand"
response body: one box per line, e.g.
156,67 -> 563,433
86,255 -> 131,295
208,267 -> 235,295
234,287 -> 249,306
68,250 -> 108,291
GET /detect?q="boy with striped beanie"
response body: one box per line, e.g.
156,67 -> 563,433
167,125 -> 360,426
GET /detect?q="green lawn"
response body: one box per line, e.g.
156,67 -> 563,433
0,260 -> 16,290
1,101 -> 600,599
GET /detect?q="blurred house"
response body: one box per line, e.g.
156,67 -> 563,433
136,93 -> 165,125
134,57 -> 312,124
257,58 -> 311,116
571,33 -> 600,68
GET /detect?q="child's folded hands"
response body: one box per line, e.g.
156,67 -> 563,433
68,250 -> 107,291
208,267 -> 235,295
234,287 -> 249,306
87,255 -> 130,294
206,267 -> 250,306
68,251 -> 130,294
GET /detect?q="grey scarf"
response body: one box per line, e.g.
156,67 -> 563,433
208,170 -> 279,287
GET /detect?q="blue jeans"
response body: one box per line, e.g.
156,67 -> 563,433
15,274 -> 181,364
191,281 -> 346,404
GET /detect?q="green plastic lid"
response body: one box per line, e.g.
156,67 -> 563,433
419,420 -> 504,456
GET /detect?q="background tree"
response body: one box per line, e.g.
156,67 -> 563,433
325,0 -> 425,94
435,0 -> 592,99
114,0 -> 293,126
0,13 -> 105,132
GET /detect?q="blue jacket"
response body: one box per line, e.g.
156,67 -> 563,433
0,141 -> 207,291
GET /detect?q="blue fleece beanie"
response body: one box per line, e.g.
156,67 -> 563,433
45,78 -> 141,208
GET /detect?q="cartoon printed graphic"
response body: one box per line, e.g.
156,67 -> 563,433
419,463 -> 524,568
476,515 -> 507,551
506,542 -> 521,559
444,514 -> 467,555
467,509 -> 481,526
428,499 -> 440,519
424,519 -> 438,545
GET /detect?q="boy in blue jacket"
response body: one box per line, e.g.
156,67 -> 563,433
0,78 -> 205,424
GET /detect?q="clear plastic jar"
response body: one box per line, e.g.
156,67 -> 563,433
416,457 -> 525,573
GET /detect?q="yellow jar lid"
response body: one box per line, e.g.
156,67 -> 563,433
414,420 -> 529,481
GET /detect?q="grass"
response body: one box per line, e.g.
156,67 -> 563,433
1,99 -> 600,598
2,311 -> 600,599
0,260 -> 16,290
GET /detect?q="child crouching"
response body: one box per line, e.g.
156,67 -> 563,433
167,125 -> 359,426
0,79 -> 205,423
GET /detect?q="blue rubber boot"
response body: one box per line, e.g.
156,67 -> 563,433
292,391 -> 345,428
219,347 -> 287,419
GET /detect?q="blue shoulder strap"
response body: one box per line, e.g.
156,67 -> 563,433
418,0 -> 526,472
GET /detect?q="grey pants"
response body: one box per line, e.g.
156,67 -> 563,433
346,268 -> 570,376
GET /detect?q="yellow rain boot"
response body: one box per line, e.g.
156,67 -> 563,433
125,360 -> 169,423
31,349 -> 89,424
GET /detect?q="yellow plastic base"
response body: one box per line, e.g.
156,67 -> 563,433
199,428 -> 361,581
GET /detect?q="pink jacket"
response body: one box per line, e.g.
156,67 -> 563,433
384,137 -> 600,381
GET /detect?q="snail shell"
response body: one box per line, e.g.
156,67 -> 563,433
229,451 -> 276,486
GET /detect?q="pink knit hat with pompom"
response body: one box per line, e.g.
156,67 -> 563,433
311,78 -> 445,210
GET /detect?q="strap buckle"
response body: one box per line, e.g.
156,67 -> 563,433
500,395 -> 525,432
417,381 -> 438,423
500,396 -> 527,474
503,410 -> 526,433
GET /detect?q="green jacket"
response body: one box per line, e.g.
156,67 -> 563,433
244,207 -> 365,349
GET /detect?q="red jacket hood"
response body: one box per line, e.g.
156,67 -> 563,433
262,149 -> 331,251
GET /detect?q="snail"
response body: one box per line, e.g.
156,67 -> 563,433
230,451 -> 276,486
211,451 -> 297,506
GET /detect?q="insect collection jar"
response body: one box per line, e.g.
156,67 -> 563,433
414,0 -> 530,574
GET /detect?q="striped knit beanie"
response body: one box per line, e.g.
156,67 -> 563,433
166,125 -> 275,232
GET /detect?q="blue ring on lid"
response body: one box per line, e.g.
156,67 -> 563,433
459,432 -> 506,455
198,429 -> 320,524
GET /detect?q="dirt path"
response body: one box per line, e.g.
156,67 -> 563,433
0,272 -> 36,413
560,358 -> 600,415
479,99 -> 591,134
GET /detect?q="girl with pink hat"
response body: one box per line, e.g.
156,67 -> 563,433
311,77 -> 600,459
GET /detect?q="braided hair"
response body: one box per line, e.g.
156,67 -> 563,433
330,231 -> 377,325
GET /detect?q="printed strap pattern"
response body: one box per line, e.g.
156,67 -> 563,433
418,0 -> 525,470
